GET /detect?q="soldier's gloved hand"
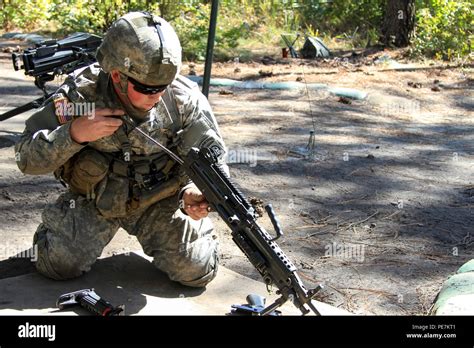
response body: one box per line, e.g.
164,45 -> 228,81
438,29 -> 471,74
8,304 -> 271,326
70,108 -> 125,143
182,186 -> 210,221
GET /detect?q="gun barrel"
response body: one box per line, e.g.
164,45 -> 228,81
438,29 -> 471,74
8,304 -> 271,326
183,147 -> 323,315
115,123 -> 323,316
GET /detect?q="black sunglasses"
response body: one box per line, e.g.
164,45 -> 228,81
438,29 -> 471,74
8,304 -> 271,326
126,75 -> 168,95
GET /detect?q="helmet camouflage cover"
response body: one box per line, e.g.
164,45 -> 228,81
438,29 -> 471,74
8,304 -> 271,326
97,12 -> 182,86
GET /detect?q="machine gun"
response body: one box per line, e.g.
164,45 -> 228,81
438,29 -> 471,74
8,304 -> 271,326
0,32 -> 102,122
119,114 -> 324,316
183,147 -> 323,315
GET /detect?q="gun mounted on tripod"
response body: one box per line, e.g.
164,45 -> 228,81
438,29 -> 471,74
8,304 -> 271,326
1,32 -> 102,122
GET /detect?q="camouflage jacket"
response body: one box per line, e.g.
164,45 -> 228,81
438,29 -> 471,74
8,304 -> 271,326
14,63 -> 227,213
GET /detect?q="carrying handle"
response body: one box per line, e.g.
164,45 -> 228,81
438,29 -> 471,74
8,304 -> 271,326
265,204 -> 283,242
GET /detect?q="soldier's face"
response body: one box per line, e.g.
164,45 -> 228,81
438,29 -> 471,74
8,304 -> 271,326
111,70 -> 165,111
126,81 -> 165,111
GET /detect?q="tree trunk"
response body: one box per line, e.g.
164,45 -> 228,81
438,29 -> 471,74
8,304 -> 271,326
381,0 -> 415,47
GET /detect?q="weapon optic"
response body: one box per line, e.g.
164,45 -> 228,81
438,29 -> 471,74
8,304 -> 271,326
1,32 -> 102,122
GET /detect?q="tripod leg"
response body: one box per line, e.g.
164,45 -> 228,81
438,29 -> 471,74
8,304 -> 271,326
0,94 -> 51,122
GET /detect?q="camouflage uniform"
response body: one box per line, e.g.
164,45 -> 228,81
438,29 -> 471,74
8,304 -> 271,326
14,13 -> 226,287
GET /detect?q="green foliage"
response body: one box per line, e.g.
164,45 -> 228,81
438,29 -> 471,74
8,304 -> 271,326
0,0 -> 472,61
413,0 -> 473,60
298,0 -> 384,37
48,0 -> 109,35
0,0 -> 50,31
47,0 -> 165,36
171,3 -> 210,61
173,1 -> 264,61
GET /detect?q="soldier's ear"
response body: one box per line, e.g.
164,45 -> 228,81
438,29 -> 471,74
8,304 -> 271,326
110,70 -> 121,83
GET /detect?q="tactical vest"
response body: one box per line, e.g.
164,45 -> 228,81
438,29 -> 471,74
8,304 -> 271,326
57,76 -> 195,218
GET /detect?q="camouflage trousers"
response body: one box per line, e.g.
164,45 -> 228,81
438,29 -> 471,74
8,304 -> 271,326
33,191 -> 219,287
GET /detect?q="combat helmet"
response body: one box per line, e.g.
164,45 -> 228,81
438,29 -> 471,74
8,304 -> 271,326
97,11 -> 182,86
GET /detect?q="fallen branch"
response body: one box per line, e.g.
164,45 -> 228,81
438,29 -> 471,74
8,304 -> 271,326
343,287 -> 395,298
344,210 -> 379,230
294,224 -> 329,230
381,211 -> 401,220
338,194 -> 370,204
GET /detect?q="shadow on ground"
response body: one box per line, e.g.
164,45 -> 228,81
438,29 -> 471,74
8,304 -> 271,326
0,251 -> 204,315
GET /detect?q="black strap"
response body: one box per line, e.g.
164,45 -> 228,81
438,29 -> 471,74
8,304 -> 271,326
115,125 -> 132,162
141,11 -> 167,59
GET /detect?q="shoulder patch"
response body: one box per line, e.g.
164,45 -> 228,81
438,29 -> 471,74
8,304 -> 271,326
53,94 -> 75,125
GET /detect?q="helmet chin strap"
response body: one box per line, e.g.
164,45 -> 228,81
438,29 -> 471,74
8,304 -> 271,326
112,73 -> 150,121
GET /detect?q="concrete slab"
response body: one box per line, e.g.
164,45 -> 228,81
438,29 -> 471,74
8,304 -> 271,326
0,251 -> 350,316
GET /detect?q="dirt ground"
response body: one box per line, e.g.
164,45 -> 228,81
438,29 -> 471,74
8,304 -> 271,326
0,39 -> 473,315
